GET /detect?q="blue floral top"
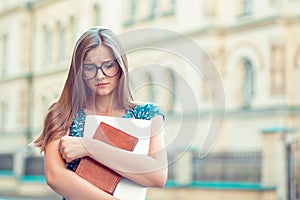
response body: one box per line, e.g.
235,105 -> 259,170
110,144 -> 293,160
62,103 -> 164,199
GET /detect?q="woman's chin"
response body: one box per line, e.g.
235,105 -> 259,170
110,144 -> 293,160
95,89 -> 112,97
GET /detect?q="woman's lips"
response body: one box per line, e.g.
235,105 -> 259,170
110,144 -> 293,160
96,82 -> 109,87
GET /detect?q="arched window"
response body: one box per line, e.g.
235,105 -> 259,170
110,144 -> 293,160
242,58 -> 255,108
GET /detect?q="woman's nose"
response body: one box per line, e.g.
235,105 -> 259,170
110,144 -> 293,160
96,68 -> 105,79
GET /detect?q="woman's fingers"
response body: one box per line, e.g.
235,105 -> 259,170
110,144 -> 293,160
58,136 -> 87,162
58,137 -> 66,161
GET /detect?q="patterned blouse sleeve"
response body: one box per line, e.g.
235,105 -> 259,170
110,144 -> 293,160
132,103 -> 165,120
148,103 -> 165,120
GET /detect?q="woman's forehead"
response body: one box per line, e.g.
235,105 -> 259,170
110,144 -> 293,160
84,45 -> 114,63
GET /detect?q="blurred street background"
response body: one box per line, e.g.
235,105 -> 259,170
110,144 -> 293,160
0,0 -> 300,199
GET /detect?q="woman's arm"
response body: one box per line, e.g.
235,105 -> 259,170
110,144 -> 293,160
44,138 -> 119,200
59,115 -> 168,187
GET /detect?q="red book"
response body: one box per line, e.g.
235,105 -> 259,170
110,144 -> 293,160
75,122 -> 138,194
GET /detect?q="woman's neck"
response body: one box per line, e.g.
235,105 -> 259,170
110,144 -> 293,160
86,95 -> 123,116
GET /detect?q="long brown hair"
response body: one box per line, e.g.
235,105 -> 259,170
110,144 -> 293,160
33,26 -> 134,151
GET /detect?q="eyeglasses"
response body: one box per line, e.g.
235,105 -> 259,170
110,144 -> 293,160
82,59 -> 120,80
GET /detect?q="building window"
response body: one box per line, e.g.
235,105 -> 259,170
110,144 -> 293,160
270,44 -> 285,95
238,0 -> 253,18
124,0 -> 176,26
70,16 -> 77,44
243,0 -> 253,16
131,71 -> 155,102
124,0 -> 137,26
93,4 -> 101,25
165,68 -> 176,113
41,96 -> 49,115
149,0 -> 158,20
65,16 -> 76,60
203,0 -> 217,18
161,0 -> 176,16
43,26 -> 52,65
148,0 -> 176,19
242,58 -> 255,108
18,89 -> 27,127
145,72 -> 155,102
1,34 -> 8,77
58,23 -> 65,62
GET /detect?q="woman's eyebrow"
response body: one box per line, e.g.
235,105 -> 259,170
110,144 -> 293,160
83,62 -> 95,65
83,59 -> 115,65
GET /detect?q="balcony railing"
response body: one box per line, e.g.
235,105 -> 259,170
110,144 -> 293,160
168,151 -> 262,183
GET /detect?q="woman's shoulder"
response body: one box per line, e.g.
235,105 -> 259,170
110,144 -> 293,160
130,102 -> 164,120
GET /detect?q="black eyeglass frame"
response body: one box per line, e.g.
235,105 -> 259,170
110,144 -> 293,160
82,59 -> 120,80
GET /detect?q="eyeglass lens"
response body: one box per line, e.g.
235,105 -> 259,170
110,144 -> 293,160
82,60 -> 119,80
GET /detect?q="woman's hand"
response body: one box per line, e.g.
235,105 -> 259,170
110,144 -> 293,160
59,136 -> 89,163
45,139 -> 119,200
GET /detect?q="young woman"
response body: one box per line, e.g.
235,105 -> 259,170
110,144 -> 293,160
33,26 -> 168,200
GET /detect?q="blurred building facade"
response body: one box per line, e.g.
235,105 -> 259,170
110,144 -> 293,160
0,0 -> 300,199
